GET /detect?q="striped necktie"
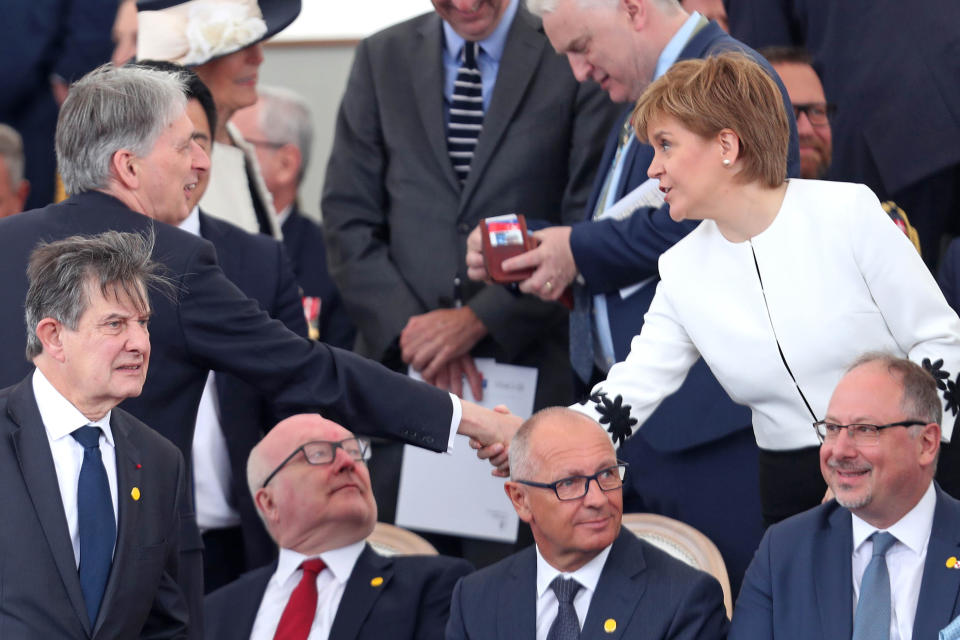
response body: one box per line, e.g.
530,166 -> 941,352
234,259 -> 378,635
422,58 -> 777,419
447,41 -> 484,185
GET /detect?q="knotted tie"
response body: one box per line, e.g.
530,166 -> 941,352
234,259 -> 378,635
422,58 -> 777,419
547,576 -> 582,640
852,531 -> 898,640
447,41 -> 484,185
71,425 -> 116,627
569,117 -> 634,384
273,558 -> 327,640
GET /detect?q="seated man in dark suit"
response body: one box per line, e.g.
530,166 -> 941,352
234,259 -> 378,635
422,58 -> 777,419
446,407 -> 728,640
0,231 -> 187,638
205,413 -> 473,640
232,85 -> 356,350
730,353 -> 960,639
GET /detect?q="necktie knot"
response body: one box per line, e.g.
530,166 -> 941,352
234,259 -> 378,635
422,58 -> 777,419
550,576 -> 582,604
463,41 -> 479,67
871,531 -> 897,557
300,558 -> 326,578
71,425 -> 102,449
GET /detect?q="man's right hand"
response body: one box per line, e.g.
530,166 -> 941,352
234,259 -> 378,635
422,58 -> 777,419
457,402 -> 522,477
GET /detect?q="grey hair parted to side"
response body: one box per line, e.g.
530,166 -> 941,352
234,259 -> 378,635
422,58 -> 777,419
256,85 -> 315,182
847,352 -> 943,427
55,63 -> 187,195
24,230 -> 172,360
0,124 -> 25,188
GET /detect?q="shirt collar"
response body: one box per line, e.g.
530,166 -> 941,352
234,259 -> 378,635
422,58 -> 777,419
274,540 -> 367,588
535,542 -> 613,598
851,481 -> 937,556
32,368 -> 115,445
654,12 -> 702,80
179,206 -> 201,236
443,0 -> 518,64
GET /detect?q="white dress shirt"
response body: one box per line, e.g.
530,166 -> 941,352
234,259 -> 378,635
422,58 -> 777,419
534,544 -> 612,640
852,482 -> 936,640
249,541 -> 366,640
180,207 -> 242,531
33,368 -> 119,566
574,180 -> 960,450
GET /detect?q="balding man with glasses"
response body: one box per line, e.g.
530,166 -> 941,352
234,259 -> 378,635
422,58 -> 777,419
447,407 -> 727,640
204,413 -> 472,640
731,353 -> 960,640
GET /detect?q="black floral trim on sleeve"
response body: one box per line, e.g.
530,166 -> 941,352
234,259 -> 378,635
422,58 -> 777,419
923,358 -> 957,417
588,390 -> 638,447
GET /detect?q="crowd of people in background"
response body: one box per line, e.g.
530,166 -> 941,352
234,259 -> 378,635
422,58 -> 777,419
1,0 -> 959,638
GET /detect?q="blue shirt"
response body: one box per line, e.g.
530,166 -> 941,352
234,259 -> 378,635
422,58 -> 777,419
442,0 -> 519,119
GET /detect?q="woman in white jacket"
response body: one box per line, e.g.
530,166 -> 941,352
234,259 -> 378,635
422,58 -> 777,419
574,53 -> 960,524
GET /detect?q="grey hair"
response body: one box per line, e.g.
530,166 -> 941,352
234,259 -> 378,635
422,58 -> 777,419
526,0 -> 679,16
255,85 -> 315,182
847,352 -> 943,427
55,64 -> 187,195
0,124 -> 25,187
24,230 -> 171,360
510,407 -> 609,481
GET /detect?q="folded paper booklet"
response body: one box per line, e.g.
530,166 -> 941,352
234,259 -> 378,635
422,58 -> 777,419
396,359 -> 537,542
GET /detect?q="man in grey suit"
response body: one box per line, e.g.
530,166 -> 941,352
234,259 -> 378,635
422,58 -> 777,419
322,0 -> 617,548
0,231 -> 188,638
446,408 -> 728,639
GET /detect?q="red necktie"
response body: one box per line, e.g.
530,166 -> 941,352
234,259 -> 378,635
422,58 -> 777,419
273,558 -> 326,640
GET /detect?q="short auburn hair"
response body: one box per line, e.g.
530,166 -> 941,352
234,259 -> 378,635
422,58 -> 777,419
631,52 -> 789,188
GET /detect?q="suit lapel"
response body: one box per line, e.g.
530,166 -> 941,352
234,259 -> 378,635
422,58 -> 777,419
813,506 -> 854,639
615,143 -> 654,202
580,531 -> 646,640
914,487 -> 960,639
7,377 -> 91,634
499,549 -> 537,640
413,16 -> 461,194
94,413 -> 142,636
328,545 -> 393,640
460,7 -> 545,209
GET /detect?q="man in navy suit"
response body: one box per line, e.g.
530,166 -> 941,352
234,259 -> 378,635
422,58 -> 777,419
466,0 -> 801,589
0,231 -> 188,638
232,85 -> 356,349
730,353 -> 960,639
446,408 -> 727,640
204,413 -> 473,640
0,64 -> 517,636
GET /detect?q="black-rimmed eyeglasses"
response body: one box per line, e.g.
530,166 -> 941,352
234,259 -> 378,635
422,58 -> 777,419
261,437 -> 370,488
812,420 -> 926,445
514,463 -> 628,501
792,102 -> 836,126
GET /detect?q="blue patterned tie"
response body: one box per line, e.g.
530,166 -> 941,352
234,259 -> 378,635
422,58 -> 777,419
547,576 -> 582,640
852,531 -> 897,640
71,425 -> 116,627
447,41 -> 484,185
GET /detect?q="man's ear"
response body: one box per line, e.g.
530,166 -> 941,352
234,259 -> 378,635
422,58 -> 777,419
505,482 -> 534,524
254,488 -> 279,525
15,179 -> 29,213
110,149 -> 141,190
622,0 -> 647,30
919,422 -> 942,467
35,318 -> 66,362
275,144 -> 303,188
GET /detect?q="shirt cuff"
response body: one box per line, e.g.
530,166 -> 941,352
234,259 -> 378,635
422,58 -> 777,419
447,393 -> 462,453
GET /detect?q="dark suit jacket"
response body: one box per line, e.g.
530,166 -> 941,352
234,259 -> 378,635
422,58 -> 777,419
204,544 -> 473,640
280,205 -> 356,350
0,190 -> 458,633
729,486 -> 960,639
446,528 -> 728,640
322,6 -> 618,409
568,22 -> 800,297
198,211 -> 307,571
726,0 -> 960,198
0,375 -> 188,639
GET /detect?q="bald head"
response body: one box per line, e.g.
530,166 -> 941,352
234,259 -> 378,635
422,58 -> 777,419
249,414 -> 377,555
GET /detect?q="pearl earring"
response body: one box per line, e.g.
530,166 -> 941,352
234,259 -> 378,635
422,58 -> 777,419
722,158 -> 731,167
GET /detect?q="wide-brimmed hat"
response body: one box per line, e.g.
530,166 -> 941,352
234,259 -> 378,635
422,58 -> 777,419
137,0 -> 301,66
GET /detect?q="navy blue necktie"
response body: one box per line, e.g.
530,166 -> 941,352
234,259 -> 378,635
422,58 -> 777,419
547,576 -> 582,640
71,425 -> 116,626
447,41 -> 484,185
